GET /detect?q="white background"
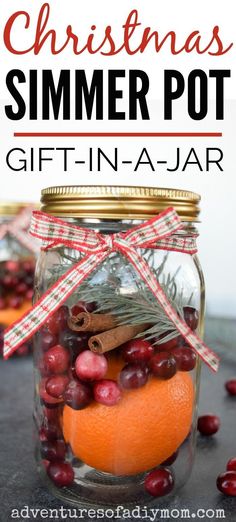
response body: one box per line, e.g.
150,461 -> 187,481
0,0 -> 235,317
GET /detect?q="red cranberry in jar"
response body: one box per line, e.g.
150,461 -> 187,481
122,339 -> 154,364
45,306 -> 69,335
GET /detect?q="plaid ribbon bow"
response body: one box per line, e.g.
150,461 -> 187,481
3,207 -> 219,371
0,206 -> 39,254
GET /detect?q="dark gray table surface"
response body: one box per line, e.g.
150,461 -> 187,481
0,318 -> 236,522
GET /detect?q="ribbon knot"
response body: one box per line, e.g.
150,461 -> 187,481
3,207 -> 219,372
102,234 -> 116,251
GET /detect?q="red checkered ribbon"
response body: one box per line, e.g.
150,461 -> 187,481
0,206 -> 39,254
3,208 -> 219,371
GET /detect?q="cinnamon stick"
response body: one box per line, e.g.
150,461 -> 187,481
68,312 -> 118,332
88,323 -> 149,354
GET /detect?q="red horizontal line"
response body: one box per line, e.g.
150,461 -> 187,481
14,132 -> 222,138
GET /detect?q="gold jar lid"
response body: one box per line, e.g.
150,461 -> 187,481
41,186 -> 200,221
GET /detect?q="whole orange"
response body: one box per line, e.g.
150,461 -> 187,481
63,357 -> 194,476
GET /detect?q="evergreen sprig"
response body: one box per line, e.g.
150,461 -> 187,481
46,250 -> 192,345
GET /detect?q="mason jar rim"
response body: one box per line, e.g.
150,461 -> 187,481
40,185 -> 201,222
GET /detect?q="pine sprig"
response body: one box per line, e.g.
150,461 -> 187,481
46,250 -> 192,345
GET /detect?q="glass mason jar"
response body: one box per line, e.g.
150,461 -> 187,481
0,202 -> 36,356
34,186 -> 204,508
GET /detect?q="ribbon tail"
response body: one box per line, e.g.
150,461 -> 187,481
9,228 -> 40,254
3,250 -> 107,359
121,247 -> 219,372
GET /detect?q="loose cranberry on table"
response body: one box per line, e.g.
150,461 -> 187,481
145,468 -> 174,497
171,346 -> 197,372
64,380 -> 92,410
93,379 -> 122,406
122,339 -> 154,364
217,471 -> 236,496
227,458 -> 236,472
119,363 -> 148,390
149,352 -> 177,380
197,414 -> 220,436
46,375 -> 70,399
41,440 -> 66,462
75,350 -> 108,382
47,461 -> 75,487
225,379 -> 236,396
43,345 -> 70,375
45,306 -> 69,335
183,306 -> 199,330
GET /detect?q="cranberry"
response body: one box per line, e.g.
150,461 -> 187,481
197,414 -> 220,436
40,330 -> 58,352
225,379 -> 236,396
39,422 -> 62,442
43,345 -> 70,375
183,306 -> 199,331
47,461 -> 74,487
227,458 -> 236,472
94,379 -> 122,406
5,260 -> 20,272
217,471 -> 236,496
60,330 -> 89,354
43,407 -> 61,423
16,282 -> 28,295
0,298 -> 7,310
171,347 -> 197,371
156,334 -> 183,351
38,358 -> 52,377
0,326 -> 4,352
26,289 -> 34,301
39,379 -> 64,408
145,468 -> 174,497
46,375 -> 70,398
161,450 -> 179,466
41,440 -> 66,462
71,300 -> 96,316
42,459 -> 50,471
122,339 -> 154,364
8,296 -> 23,309
149,352 -> 177,380
75,350 -> 108,382
22,260 -> 34,274
45,306 -> 69,335
64,380 -> 92,410
119,364 -> 148,389
3,275 -> 18,289
16,344 -> 30,357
